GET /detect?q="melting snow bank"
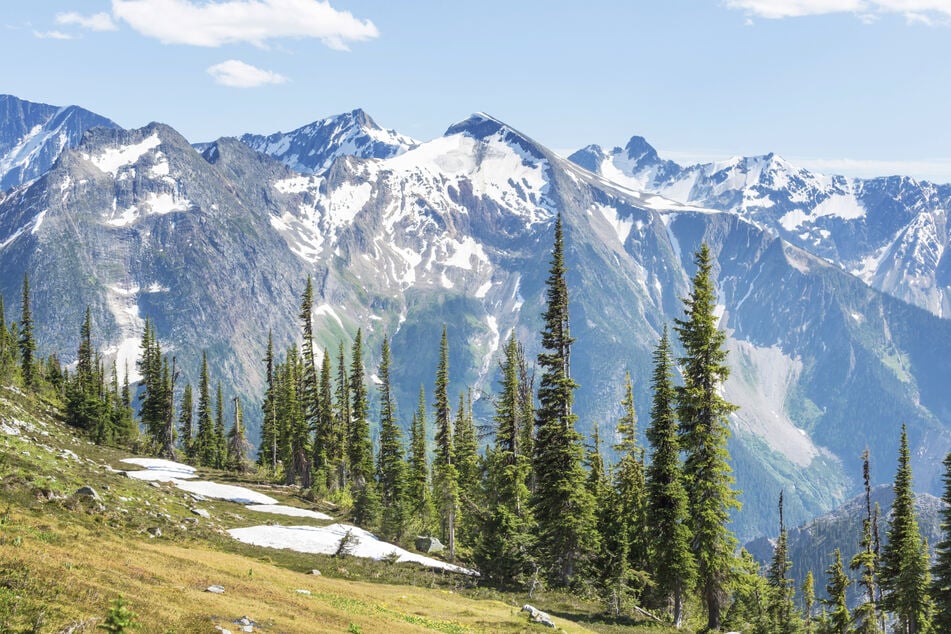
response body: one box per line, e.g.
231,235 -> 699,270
121,458 -> 197,481
246,504 -> 332,520
172,480 -> 277,505
228,523 -> 477,576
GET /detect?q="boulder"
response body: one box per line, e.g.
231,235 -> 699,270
521,604 -> 555,628
191,508 -> 211,518
307,569 -> 322,576
415,535 -> 445,554
206,585 -> 225,594
73,486 -> 100,501
147,527 -> 162,538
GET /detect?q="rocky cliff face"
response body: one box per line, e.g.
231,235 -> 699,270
0,94 -> 119,191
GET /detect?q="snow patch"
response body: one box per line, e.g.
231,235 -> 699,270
172,480 -> 277,505
89,134 -> 161,175
228,523 -> 476,575
246,504 -> 332,520
103,284 -> 145,383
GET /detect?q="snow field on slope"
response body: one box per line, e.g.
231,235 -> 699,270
88,134 -> 161,175
120,455 -> 472,574
228,523 -> 477,575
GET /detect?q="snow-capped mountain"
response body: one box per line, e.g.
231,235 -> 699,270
0,94 -> 119,191
239,108 -> 418,175
569,139 -> 951,317
2,100 -> 951,540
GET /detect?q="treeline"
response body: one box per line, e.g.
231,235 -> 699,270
3,218 -> 951,632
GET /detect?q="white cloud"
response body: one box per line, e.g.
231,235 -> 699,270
207,59 -> 288,87
112,0 -> 378,49
33,30 -> 74,40
725,0 -> 951,23
55,11 -> 119,31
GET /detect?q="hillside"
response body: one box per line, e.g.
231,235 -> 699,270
0,384 -> 673,633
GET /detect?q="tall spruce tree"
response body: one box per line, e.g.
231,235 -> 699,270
614,372 -> 648,575
376,335 -> 408,541
530,214 -> 598,586
66,307 -> 107,436
315,348 -> 335,492
214,382 -> 227,469
349,329 -> 379,527
408,385 -> 435,536
933,451 -> 951,631
454,390 -> 479,546
823,549 -> 851,634
18,273 -> 36,388
802,570 -> 816,634
674,243 -> 740,631
475,335 -> 535,586
880,425 -> 933,634
334,342 -> 351,489
194,352 -> 217,467
432,326 -> 459,560
299,277 -> 323,481
767,491 -> 800,633
645,327 -> 695,628
259,331 -> 278,472
179,383 -> 194,457
851,450 -> 883,634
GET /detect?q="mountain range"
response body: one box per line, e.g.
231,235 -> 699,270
1,94 -> 950,541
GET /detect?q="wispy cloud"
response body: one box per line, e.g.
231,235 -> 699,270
112,0 -> 379,50
55,11 -> 118,31
207,59 -> 288,87
33,30 -> 74,40
725,0 -> 951,24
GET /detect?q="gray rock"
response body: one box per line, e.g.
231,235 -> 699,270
73,486 -> 100,501
307,569 -> 322,576
415,535 -> 444,554
147,527 -> 162,537
521,605 -> 555,628
182,517 -> 198,525
191,508 -> 211,518
206,585 -> 225,594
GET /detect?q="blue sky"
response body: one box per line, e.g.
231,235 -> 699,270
4,0 -> 951,181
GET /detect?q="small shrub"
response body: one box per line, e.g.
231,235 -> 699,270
98,595 -> 138,632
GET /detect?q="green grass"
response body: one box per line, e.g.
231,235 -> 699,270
0,385 -> 680,633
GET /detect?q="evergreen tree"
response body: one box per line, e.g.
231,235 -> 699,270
0,294 -> 11,380
475,335 -> 534,586
334,342 -> 351,490
276,346 -> 302,482
851,450 -> 883,634
314,348 -> 335,492
18,272 -> 36,388
767,491 -> 800,633
179,383 -> 194,456
590,427 -> 634,616
376,335 -> 408,541
933,451 -> 951,632
299,277 -> 323,481
227,397 -> 251,472
432,326 -> 459,560
822,549 -> 851,634
259,331 -> 278,472
194,352 -> 217,467
407,385 -> 435,536
349,329 -> 378,527
530,214 -> 598,586
674,243 -> 740,631
614,372 -> 648,575
66,307 -> 107,438
137,319 -> 170,450
802,570 -> 816,634
286,346 -> 312,488
454,389 -> 479,546
880,425 -> 933,634
645,328 -> 695,628
214,382 -> 226,468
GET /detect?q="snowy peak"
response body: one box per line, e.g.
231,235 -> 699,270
623,135 -> 663,166
240,108 -> 418,175
0,94 -> 119,191
444,113 -> 547,163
